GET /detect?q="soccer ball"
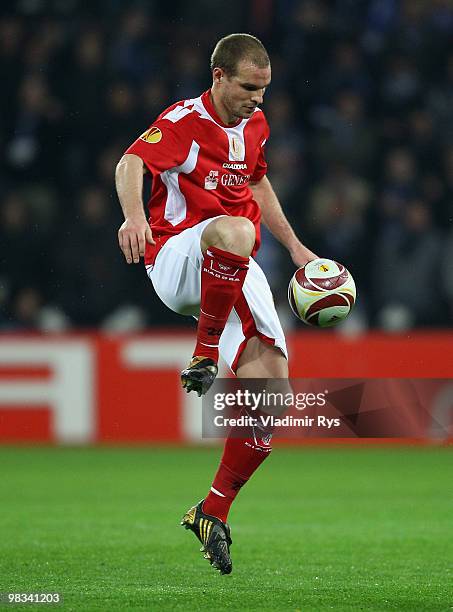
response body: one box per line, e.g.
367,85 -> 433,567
288,258 -> 356,327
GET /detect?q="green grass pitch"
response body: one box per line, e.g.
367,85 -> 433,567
1,446 -> 452,611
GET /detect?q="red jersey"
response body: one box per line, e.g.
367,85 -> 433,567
125,90 -> 270,265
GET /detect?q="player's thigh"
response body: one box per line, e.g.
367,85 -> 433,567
147,216 -> 224,315
147,250 -> 199,316
236,336 -> 289,378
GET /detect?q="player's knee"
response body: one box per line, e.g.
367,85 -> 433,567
215,216 -> 255,256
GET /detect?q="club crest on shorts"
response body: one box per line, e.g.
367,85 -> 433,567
140,126 -> 162,144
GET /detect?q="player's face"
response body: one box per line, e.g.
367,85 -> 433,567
219,61 -> 271,122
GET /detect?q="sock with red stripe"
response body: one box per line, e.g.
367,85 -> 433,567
202,410 -> 272,522
194,246 -> 249,362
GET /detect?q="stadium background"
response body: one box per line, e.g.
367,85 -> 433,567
1,1 -> 452,610
2,0 -> 453,332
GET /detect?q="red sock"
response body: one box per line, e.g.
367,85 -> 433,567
194,246 -> 249,362
202,412 -> 272,522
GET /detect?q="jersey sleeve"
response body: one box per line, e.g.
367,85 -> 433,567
124,117 -> 193,175
250,118 -> 270,182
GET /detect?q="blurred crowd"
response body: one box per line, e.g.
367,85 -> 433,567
1,0 -> 453,332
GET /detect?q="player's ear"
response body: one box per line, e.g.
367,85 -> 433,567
213,67 -> 223,84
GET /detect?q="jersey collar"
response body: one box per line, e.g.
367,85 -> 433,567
201,90 -> 243,128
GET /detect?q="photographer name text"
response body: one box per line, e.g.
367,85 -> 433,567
213,414 -> 340,428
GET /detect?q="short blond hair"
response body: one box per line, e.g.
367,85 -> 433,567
210,33 -> 270,76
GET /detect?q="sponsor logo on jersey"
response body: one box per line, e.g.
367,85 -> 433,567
220,173 -> 251,187
140,126 -> 162,144
222,162 -> 248,170
205,168 -> 251,189
204,170 -> 219,190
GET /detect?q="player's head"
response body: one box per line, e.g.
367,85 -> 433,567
210,33 -> 271,122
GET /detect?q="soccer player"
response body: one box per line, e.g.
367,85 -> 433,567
115,33 -> 317,574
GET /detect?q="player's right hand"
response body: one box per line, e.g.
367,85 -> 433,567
118,217 -> 155,264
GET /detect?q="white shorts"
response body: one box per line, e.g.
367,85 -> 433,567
146,217 -> 287,372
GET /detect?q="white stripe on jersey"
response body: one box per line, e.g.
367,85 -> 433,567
162,140 -> 200,226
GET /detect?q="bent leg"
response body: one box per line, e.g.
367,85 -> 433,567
188,217 -> 255,368
200,234 -> 289,523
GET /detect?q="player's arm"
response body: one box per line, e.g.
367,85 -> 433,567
115,153 -> 154,264
250,175 -> 317,267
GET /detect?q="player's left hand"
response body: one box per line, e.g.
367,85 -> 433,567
289,243 -> 318,268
